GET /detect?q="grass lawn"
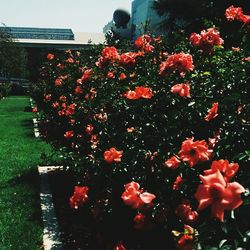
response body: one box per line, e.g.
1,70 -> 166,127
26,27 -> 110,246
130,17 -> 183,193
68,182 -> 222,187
0,96 -> 52,250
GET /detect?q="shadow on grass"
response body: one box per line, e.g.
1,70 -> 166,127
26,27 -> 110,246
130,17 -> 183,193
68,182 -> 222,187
20,119 -> 36,138
5,167 -> 43,224
24,106 -> 32,112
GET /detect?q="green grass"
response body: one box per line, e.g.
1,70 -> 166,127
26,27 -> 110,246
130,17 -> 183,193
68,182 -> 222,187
0,96 -> 52,250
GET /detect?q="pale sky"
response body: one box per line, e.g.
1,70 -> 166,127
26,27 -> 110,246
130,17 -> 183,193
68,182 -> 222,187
0,0 -> 131,33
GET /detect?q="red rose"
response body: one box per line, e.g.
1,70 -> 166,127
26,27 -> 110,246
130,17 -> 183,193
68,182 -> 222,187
119,73 -> 127,80
195,170 -> 245,221
174,225 -> 194,250
69,186 -> 89,209
204,102 -> 218,121
107,71 -> 115,79
175,200 -> 198,223
135,34 -> 151,49
85,124 -> 94,135
104,147 -> 123,163
47,53 -> 54,60
54,78 -> 62,86
173,175 -> 184,190
225,5 -> 244,21
101,46 -> 120,62
74,86 -> 83,95
114,241 -> 126,250
32,107 -> 38,113
133,213 -> 146,229
123,86 -> 153,100
45,94 -> 51,101
179,138 -> 212,167
190,33 -> 201,46
170,83 -> 191,98
204,159 -> 239,182
64,130 -> 74,139
119,52 -> 136,66
164,156 -> 180,170
190,28 -> 224,53
66,57 -> 74,63
159,53 -> 194,76
52,101 -> 59,108
121,181 -> 156,209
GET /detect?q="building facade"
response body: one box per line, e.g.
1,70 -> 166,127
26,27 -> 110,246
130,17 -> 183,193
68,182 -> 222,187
0,26 -> 105,50
0,27 -> 75,40
103,0 -> 165,40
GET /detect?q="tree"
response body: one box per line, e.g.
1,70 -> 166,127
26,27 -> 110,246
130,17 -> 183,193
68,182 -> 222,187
0,25 -> 28,79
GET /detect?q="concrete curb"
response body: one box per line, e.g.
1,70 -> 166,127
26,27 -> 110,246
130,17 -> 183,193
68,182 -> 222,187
33,118 -> 41,138
38,166 -> 63,250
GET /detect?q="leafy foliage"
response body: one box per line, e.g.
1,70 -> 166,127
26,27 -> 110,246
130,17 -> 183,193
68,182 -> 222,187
31,13 -> 250,250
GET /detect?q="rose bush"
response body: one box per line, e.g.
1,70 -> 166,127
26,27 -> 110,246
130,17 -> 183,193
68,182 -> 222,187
31,7 -> 250,249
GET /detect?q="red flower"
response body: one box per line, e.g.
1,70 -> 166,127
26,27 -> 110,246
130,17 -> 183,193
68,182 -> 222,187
190,28 -> 224,53
173,175 -> 184,190
176,225 -> 194,250
225,6 -> 250,27
74,86 -> 83,95
47,53 -> 54,60
85,124 -> 94,135
135,34 -> 151,49
114,241 -> 126,250
244,56 -> 250,62
204,160 -> 239,182
135,86 -> 154,99
45,94 -> 51,101
57,63 -> 64,69
32,107 -> 38,113
121,181 -> 156,209
195,170 -> 245,221
164,156 -> 180,170
239,14 -> 250,27
64,130 -> 74,139
119,52 -> 136,66
123,86 -> 153,100
133,213 -> 146,229
127,127 -> 135,132
225,5 -> 244,21
107,71 -> 115,79
59,95 -> 66,101
123,90 -> 140,100
54,78 -> 62,86
119,73 -> 127,80
204,102 -> 218,121
52,101 -> 59,108
179,138 -> 212,167
170,83 -> 191,98
65,103 -> 76,116
104,147 -> 123,163
90,134 -> 99,149
101,46 -> 120,62
175,200 -> 198,223
66,57 -> 74,63
189,33 -> 201,46
69,186 -> 89,209
77,69 -> 93,84
159,53 -> 194,76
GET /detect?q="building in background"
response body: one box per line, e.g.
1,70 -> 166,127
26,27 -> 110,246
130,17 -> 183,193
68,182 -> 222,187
0,26 -> 105,50
103,0 -> 165,40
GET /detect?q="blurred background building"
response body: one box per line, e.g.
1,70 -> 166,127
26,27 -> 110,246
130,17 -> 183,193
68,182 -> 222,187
103,0 -> 165,40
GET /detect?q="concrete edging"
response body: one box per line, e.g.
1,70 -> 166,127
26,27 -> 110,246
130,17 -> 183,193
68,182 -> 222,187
38,166 -> 64,250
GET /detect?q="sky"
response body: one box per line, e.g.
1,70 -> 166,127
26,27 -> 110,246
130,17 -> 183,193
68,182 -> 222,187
0,0 -> 131,33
